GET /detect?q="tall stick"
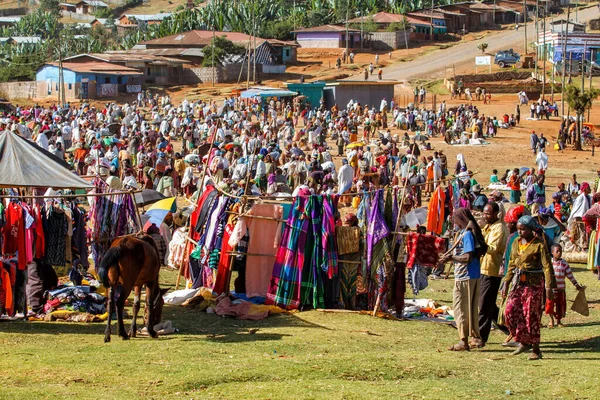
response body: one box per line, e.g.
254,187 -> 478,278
561,7 -> 570,116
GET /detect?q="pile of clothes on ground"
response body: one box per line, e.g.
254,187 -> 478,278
164,287 -> 290,321
402,298 -> 454,323
38,273 -> 108,322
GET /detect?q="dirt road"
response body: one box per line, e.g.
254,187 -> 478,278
364,6 -> 600,81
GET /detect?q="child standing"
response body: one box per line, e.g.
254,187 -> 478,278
490,169 -> 499,184
546,244 -> 583,327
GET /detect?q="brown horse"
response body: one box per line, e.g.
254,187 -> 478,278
97,234 -> 166,342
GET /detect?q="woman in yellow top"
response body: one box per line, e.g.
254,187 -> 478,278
502,216 -> 556,360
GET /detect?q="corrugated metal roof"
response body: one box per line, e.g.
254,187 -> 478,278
120,13 -> 172,21
77,0 -> 108,7
48,61 -> 143,75
347,12 -> 404,24
0,36 -> 43,44
292,24 -> 360,33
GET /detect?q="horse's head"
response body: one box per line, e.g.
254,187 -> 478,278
147,287 -> 169,327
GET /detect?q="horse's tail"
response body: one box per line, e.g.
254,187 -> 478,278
97,246 -> 121,288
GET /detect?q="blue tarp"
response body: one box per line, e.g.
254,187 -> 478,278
553,48 -> 591,62
240,88 -> 297,99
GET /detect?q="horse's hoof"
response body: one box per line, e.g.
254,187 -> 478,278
104,336 -> 111,343
149,331 -> 159,339
129,330 -> 137,338
121,335 -> 130,341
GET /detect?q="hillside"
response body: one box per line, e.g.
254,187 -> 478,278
0,0 -> 202,16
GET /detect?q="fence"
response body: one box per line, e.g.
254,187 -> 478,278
0,81 -> 37,101
97,84 -> 118,98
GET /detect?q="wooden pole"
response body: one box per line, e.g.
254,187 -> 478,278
582,41 -> 588,94
542,11 -> 546,99
561,7 -> 570,116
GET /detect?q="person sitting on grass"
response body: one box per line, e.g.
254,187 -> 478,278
545,244 -> 584,328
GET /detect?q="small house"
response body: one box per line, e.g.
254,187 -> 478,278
292,25 -> 361,49
549,19 -> 586,33
36,60 -> 142,100
75,0 -> 109,15
117,13 -> 172,26
0,17 -> 21,28
59,3 -> 77,13
323,81 -> 396,110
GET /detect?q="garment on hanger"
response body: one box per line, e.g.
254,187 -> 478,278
230,203 -> 283,298
405,232 -> 446,269
426,186 -> 446,234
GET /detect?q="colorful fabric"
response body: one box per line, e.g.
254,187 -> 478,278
213,223 -> 235,296
504,281 -> 544,344
426,186 -> 446,234
339,254 -> 359,310
366,190 -> 390,269
266,197 -> 310,310
301,196 -> 325,309
407,263 -> 428,295
405,232 -> 446,269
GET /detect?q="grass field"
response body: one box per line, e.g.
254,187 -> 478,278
1,267 -> 599,400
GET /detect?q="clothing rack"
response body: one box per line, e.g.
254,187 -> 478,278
225,210 -> 287,223
0,189 -> 142,200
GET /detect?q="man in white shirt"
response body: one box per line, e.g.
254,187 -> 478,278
36,130 -> 49,150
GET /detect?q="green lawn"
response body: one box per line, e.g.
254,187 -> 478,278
1,267 -> 599,400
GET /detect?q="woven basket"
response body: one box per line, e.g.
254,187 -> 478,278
336,226 -> 360,255
563,251 -> 588,265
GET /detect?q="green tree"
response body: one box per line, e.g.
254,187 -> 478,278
350,16 -> 378,33
202,35 -> 245,67
39,0 -> 60,17
263,19 -> 295,41
386,19 -> 410,32
477,42 -> 488,54
95,7 -> 113,19
565,85 -> 600,150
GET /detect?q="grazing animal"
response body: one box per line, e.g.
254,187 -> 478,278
97,234 -> 166,342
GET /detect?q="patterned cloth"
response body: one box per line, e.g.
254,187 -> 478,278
405,232 -> 446,269
407,264 -> 429,295
266,196 -> 310,310
504,281 -> 544,344
366,190 -> 390,270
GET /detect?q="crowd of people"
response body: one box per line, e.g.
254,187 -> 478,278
0,86 -> 595,360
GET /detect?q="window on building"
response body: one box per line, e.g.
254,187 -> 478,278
105,77 -> 110,84
117,76 -> 122,84
68,83 -> 72,90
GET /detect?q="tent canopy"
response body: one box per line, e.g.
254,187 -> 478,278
0,130 -> 93,189
240,87 -> 297,99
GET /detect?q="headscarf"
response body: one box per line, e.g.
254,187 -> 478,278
518,215 -> 540,230
580,182 -> 590,192
344,213 -> 359,227
456,153 -> 466,168
453,207 -> 487,258
504,205 -> 525,223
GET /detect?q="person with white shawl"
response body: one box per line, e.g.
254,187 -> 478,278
337,159 -> 354,206
567,182 -> 592,251
536,148 -> 548,172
